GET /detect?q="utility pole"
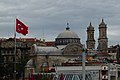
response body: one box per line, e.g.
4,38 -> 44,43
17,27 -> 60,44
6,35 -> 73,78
82,51 -> 86,80
104,58 -> 110,80
115,64 -> 118,80
108,63 -> 110,80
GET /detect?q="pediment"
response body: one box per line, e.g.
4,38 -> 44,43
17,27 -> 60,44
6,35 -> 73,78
63,43 -> 83,55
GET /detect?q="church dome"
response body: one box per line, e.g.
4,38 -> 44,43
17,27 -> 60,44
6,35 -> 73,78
55,23 -> 81,46
57,24 -> 79,38
57,30 -> 79,38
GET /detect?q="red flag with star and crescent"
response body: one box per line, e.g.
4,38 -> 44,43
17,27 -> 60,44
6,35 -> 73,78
16,18 -> 28,35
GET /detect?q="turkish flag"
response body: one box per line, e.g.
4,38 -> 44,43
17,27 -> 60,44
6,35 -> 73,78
16,18 -> 28,35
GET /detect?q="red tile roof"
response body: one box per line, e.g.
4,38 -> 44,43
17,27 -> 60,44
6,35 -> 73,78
45,41 -> 55,46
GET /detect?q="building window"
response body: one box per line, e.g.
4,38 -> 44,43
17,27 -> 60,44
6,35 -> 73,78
3,50 -> 6,53
4,57 -> 6,62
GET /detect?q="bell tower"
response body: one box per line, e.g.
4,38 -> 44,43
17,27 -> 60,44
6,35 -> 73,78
86,22 -> 95,50
97,19 -> 108,52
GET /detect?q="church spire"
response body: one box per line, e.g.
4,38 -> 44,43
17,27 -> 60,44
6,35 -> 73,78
87,22 -> 94,30
86,22 -> 95,49
90,22 -> 92,26
99,18 -> 106,26
66,22 -> 70,30
98,18 -> 108,52
102,18 -> 104,23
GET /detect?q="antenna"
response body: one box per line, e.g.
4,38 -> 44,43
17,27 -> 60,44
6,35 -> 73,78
42,26 -> 45,41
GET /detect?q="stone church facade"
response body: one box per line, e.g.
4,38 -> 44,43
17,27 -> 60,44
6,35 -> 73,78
86,19 -> 108,53
29,19 -> 108,73
86,22 -> 95,50
97,19 -> 108,52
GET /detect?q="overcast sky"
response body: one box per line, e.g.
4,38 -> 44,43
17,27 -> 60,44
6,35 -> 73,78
0,0 -> 120,48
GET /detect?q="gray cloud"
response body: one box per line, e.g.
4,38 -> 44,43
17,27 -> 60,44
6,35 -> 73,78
0,0 -> 120,47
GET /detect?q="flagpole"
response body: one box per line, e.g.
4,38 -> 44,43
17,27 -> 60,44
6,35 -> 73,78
14,18 -> 28,80
13,19 -> 17,80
